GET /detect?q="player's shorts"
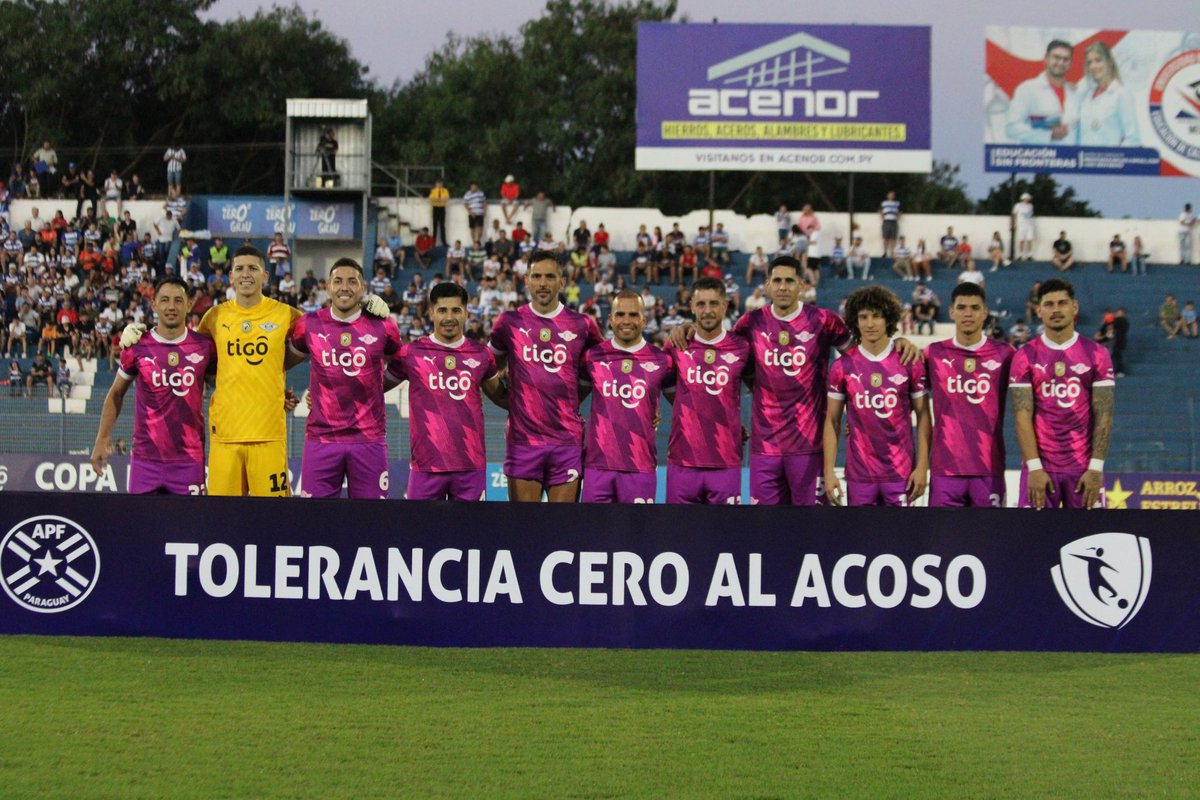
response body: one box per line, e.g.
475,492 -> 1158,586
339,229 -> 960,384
666,465 -> 741,505
1017,223 -> 1034,243
208,440 -> 290,497
406,469 -> 486,502
847,480 -> 909,507
882,220 -> 899,240
928,475 -> 1005,508
127,458 -> 205,496
1018,467 -> 1105,509
300,440 -> 388,500
581,468 -> 656,504
504,443 -> 582,487
750,453 -> 823,506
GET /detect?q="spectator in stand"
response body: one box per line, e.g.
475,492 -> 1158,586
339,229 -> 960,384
26,352 -> 53,396
7,317 -> 27,357
54,357 -> 71,398
1161,293 -> 1182,338
445,239 -> 466,279
413,227 -> 436,269
466,240 -> 486,280
428,177 -> 449,245
493,229 -> 514,267
1107,234 -> 1129,273
7,359 -> 22,396
1179,203 -> 1196,265
847,235 -> 871,279
958,259 -> 985,288
710,222 -> 730,265
1012,192 -> 1035,261
76,169 -> 98,221
676,244 -> 698,286
787,223 -> 809,272
31,140 -> 57,181
463,182 -> 486,244
529,190 -> 554,243
629,243 -> 654,285
744,245 -> 768,286
499,175 -> 520,223
152,210 -> 178,274
879,191 -> 901,256
956,235 -> 974,270
1130,235 -> 1148,276
987,231 -> 1005,272
592,222 -> 610,255
744,284 -> 768,313
373,237 -> 397,277
102,169 -> 123,218
595,244 -> 616,280
913,291 -> 938,335
511,221 -> 529,251
208,236 -> 229,272
775,204 -> 791,243
124,173 -> 145,202
1009,319 -> 1032,346
369,266 -> 391,297
267,232 -> 291,286
828,237 -> 847,279
1023,281 -> 1042,324
937,227 -> 960,269
163,144 -> 187,197
1095,307 -> 1130,376
59,162 -> 81,201
892,236 -> 914,280
1050,230 -> 1074,271
1181,301 -> 1198,339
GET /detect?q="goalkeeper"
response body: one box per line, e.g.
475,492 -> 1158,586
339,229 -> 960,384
120,245 -> 391,496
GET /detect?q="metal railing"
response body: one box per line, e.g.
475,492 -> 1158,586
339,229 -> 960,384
370,163 -> 445,199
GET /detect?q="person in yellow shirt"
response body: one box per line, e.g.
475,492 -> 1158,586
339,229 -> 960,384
429,177 -> 449,247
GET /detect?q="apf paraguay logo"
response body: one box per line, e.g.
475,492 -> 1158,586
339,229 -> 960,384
1,515 -> 100,613
1051,533 -> 1150,629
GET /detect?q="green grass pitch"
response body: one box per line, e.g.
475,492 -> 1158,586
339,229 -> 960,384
0,636 -> 1196,798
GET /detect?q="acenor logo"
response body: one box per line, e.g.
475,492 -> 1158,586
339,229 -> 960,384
1051,533 -> 1150,629
1,515 -> 100,614
706,31 -> 850,89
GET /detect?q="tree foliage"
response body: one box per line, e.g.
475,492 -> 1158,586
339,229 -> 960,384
977,173 -> 1100,217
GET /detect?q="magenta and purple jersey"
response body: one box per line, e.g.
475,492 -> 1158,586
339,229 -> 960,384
925,338 -> 1015,477
1009,333 -> 1115,473
581,340 -> 674,472
489,303 -> 602,446
291,309 -> 402,443
665,331 -> 752,468
828,343 -> 928,483
388,337 -> 497,472
118,329 -> 214,464
733,303 -> 852,456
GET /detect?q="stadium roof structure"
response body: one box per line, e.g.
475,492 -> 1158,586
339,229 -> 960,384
285,98 -> 369,119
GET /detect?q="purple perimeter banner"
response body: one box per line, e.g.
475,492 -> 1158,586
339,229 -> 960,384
636,23 -> 931,173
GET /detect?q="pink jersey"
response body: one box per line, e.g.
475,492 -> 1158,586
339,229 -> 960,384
581,340 -> 674,472
118,329 -> 214,464
827,343 -> 927,482
1008,333 -> 1114,472
388,337 -> 497,472
665,331 -> 752,468
733,303 -> 852,455
925,338 -> 1015,477
290,308 -> 402,443
489,303 -> 602,446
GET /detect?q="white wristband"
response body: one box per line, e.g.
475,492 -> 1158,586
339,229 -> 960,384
1026,459 -> 1043,472
1089,459 -> 1104,472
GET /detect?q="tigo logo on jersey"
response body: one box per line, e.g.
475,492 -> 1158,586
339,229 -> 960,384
1051,533 -> 1151,629
1,515 -> 100,614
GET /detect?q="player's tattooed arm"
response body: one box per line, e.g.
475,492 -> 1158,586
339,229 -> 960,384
1011,385 -> 1048,509
1090,385 -> 1114,461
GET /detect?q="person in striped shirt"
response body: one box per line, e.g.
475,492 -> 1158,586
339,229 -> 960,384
463,182 -> 487,244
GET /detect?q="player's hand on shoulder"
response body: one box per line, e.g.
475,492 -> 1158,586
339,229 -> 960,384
362,294 -> 389,318
119,322 -> 146,349
667,322 -> 694,351
893,336 -> 921,365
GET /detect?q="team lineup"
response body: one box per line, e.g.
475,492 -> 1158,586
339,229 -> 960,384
90,247 -> 1113,508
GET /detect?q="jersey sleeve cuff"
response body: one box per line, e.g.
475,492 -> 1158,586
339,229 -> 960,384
1008,382 -> 1032,387
827,391 -> 845,400
1093,379 -> 1115,387
117,368 -> 133,381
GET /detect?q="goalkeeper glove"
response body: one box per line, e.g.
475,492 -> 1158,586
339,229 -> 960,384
119,322 -> 147,349
362,294 -> 390,318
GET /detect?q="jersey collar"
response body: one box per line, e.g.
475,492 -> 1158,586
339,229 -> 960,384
769,303 -> 803,323
1040,332 -> 1079,350
530,303 -> 564,320
952,336 -> 986,351
695,329 -> 727,346
612,339 -> 646,353
859,341 -> 895,362
150,328 -> 188,345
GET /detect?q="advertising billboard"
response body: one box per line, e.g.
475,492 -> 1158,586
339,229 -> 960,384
205,197 -> 356,239
985,27 -> 1200,176
636,23 -> 932,173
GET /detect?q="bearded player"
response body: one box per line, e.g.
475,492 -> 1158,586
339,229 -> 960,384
1009,278 -> 1114,509
288,258 -> 402,499
663,277 -> 752,504
91,276 -> 214,494
824,286 -> 930,507
924,283 -> 1015,507
579,290 -> 673,503
489,251 -> 602,502
387,283 -> 506,501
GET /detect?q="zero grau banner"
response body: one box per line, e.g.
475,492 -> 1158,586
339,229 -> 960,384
0,493 -> 1194,652
985,26 -> 1200,176
635,23 -> 932,173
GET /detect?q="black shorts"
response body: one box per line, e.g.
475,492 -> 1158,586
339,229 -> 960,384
468,214 -> 484,229
882,220 -> 899,239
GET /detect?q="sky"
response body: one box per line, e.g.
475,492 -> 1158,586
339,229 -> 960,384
205,0 -> 1199,219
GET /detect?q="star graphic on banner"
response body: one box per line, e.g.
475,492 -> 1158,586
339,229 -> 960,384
33,551 -> 63,577
1107,479 -> 1134,510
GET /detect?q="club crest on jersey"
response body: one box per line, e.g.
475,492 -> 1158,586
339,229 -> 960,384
888,373 -> 908,386
797,331 -> 815,343
360,334 -> 378,345
539,328 -> 552,343
340,332 -> 353,347
185,353 -> 204,364
642,362 -> 660,373
621,359 -> 633,374
558,331 -> 578,342
1070,363 -> 1090,375
1054,361 -> 1066,377
721,353 -> 739,364
704,349 -> 716,364
259,322 -> 279,332
464,358 -> 480,368
982,359 -> 1002,370
167,352 -> 180,367
964,357 -> 976,373
779,331 -> 790,346
241,321 -> 253,333
445,355 -> 456,370
870,373 -> 883,388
